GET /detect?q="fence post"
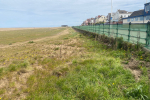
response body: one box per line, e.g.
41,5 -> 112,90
116,23 -> 118,37
146,21 -> 150,47
94,25 -> 96,33
93,24 -> 94,33
103,21 -> 104,34
89,23 -> 91,31
99,24 -> 100,34
90,24 -> 91,32
95,24 -> 96,33
128,22 -> 131,42
108,22 -> 110,36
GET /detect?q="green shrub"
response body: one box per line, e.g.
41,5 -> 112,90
28,41 -> 34,43
116,37 -> 123,49
54,47 -> 59,51
124,85 -> 149,100
8,64 -> 18,72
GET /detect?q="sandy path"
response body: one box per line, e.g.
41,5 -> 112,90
0,29 -> 69,49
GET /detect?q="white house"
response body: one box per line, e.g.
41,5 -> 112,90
112,10 -> 132,22
90,18 -> 94,24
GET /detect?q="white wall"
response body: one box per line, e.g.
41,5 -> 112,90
112,11 -> 119,21
123,16 -> 148,24
120,14 -> 131,18
90,20 -> 94,23
112,10 -> 132,21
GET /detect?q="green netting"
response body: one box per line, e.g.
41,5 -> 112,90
73,23 -> 150,49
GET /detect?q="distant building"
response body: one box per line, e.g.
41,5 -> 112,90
61,25 -> 68,27
106,13 -> 115,23
84,20 -> 88,26
123,2 -> 150,24
90,18 -> 94,25
95,15 -> 107,23
87,19 -> 91,25
112,10 -> 132,22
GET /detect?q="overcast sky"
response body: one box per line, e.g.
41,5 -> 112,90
0,0 -> 148,28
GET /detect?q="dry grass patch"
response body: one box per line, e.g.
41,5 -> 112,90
0,28 -> 85,99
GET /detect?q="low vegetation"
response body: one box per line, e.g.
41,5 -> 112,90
0,28 -> 66,45
0,28 -> 149,100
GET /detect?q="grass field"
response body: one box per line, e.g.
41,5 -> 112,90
0,27 -> 65,45
0,27 -> 149,100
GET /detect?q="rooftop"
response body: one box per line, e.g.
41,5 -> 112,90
118,10 -> 132,14
129,9 -> 144,17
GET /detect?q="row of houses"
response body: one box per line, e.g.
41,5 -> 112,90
123,2 -> 150,24
81,2 -> 150,25
81,15 -> 107,26
82,9 -> 133,26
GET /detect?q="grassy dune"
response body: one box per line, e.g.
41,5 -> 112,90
0,28 -> 149,100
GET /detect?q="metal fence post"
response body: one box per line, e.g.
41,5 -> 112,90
108,22 -> 110,36
89,24 -> 91,31
128,22 -> 131,42
95,25 -> 96,33
93,24 -> 94,33
116,23 -> 118,37
146,21 -> 150,47
103,21 -> 104,34
90,24 -> 91,32
99,24 -> 100,34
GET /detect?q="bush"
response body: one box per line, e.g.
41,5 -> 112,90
28,41 -> 34,43
124,85 -> 149,100
116,37 -> 123,49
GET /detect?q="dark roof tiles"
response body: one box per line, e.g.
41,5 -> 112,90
129,9 -> 144,17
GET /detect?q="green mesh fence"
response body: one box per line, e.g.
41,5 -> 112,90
73,23 -> 150,49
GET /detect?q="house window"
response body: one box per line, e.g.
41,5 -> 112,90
146,16 -> 150,20
140,17 -> 144,21
131,18 -> 134,22
127,18 -> 130,22
135,17 -> 138,21
145,5 -> 150,12
124,15 -> 126,17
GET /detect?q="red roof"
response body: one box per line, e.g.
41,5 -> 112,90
98,15 -> 101,18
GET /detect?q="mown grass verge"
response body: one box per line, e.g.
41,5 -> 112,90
24,29 -> 150,100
